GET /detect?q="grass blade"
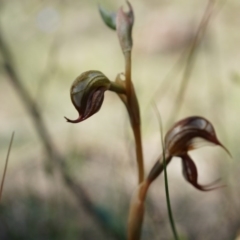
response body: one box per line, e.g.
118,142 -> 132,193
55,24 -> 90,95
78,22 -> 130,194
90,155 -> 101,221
153,104 -> 179,240
167,0 -> 216,126
0,132 -> 15,202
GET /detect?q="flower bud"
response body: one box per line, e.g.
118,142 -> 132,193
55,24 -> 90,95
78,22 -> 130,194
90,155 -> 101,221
65,70 -> 111,123
116,1 -> 134,53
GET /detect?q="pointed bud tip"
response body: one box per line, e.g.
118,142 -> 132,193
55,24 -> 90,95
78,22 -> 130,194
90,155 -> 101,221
121,1 -> 133,16
116,1 -> 134,52
197,183 -> 226,192
218,142 -> 232,158
64,116 -> 83,124
196,179 -> 226,191
64,116 -> 71,123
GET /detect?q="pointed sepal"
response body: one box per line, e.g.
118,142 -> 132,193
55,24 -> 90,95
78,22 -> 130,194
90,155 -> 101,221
165,116 -> 231,157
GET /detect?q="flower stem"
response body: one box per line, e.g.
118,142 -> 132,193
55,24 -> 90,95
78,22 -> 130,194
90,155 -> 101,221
109,82 -> 126,94
124,50 -> 144,184
132,123 -> 144,184
125,51 -> 132,98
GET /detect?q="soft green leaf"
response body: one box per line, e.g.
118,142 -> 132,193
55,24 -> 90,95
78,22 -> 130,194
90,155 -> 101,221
98,5 -> 116,30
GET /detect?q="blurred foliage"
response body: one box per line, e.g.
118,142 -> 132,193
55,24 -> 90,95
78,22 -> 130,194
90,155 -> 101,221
0,194 -> 82,240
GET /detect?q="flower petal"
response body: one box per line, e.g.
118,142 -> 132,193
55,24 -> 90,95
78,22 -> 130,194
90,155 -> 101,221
181,154 -> 224,191
65,71 -> 110,123
165,116 -> 231,157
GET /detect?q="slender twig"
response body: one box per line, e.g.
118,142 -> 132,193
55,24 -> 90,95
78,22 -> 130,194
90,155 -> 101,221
145,49 -> 187,114
36,33 -> 61,103
148,0 -> 225,114
0,132 -> 14,202
153,104 -> 179,240
168,0 -> 216,126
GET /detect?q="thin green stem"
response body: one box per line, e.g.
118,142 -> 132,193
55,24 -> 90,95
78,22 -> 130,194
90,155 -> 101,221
153,104 -> 179,240
162,151 -> 179,240
109,81 -> 126,94
0,132 -> 14,202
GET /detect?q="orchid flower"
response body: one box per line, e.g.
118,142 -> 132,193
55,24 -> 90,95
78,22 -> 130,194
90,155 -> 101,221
65,70 -> 125,123
148,116 -> 231,191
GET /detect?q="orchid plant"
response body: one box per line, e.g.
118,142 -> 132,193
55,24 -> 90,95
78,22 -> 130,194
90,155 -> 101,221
65,2 -> 230,240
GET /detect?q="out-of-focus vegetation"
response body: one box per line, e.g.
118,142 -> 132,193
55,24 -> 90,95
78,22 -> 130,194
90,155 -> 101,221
0,0 -> 240,239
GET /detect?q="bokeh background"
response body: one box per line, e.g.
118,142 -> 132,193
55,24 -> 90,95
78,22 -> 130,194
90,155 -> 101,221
0,0 -> 240,239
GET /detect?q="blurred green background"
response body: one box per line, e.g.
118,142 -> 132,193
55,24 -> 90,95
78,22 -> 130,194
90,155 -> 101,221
0,0 -> 240,239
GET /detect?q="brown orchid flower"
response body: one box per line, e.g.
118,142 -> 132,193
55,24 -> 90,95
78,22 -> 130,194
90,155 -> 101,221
148,116 -> 231,191
65,71 -> 111,123
65,70 -> 126,123
165,116 -> 230,157
127,116 -> 231,240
